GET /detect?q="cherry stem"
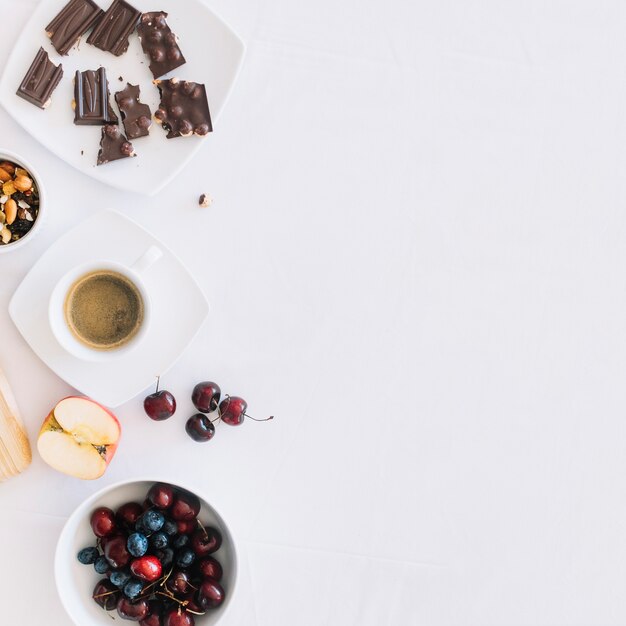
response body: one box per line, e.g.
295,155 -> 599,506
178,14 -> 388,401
155,375 -> 161,394
244,413 -> 274,422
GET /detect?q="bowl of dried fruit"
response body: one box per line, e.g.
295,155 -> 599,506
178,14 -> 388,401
0,150 -> 44,252
55,479 -> 238,626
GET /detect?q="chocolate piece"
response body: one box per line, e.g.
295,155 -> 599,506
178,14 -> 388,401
74,69 -> 118,125
154,79 -> 212,139
45,0 -> 103,56
97,125 -> 136,165
115,83 -> 152,139
137,12 -> 186,79
16,48 -> 63,109
87,0 -> 141,56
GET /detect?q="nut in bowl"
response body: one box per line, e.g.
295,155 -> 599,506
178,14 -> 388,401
0,149 -> 44,251
55,479 -> 238,626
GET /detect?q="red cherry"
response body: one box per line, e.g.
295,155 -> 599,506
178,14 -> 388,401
191,381 -> 221,413
147,482 -> 175,509
116,502 -> 144,527
144,378 -> 176,421
182,593 -> 205,615
190,527 -> 222,557
218,396 -> 274,426
197,579 -> 225,609
171,490 -> 200,521
164,609 -> 195,626
131,555 -> 163,582
165,570 -> 192,595
140,615 -> 163,626
195,556 -> 223,581
91,507 -> 117,538
176,519 -> 197,535
117,597 -> 149,621
104,535 -> 130,569
92,579 -> 119,610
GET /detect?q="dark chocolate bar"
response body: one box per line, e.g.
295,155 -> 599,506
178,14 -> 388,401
74,68 -> 118,125
16,48 -> 64,109
46,0 -> 103,56
115,83 -> 152,139
97,125 -> 136,165
154,78 -> 212,139
137,12 -> 186,79
87,0 -> 141,56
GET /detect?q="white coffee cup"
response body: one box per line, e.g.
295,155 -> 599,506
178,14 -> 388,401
49,246 -> 162,362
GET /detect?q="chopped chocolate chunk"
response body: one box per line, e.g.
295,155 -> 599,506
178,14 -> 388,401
154,78 -> 212,139
87,0 -> 141,56
16,48 -> 63,109
46,0 -> 103,56
137,11 -> 186,79
97,125 -> 136,165
115,83 -> 152,139
74,68 -> 118,125
199,194 -> 212,208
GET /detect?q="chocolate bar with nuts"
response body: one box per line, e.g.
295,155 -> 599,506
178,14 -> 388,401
137,11 -> 186,79
16,48 -> 64,109
115,83 -> 152,139
97,125 -> 136,165
74,68 -> 118,125
87,0 -> 141,56
46,0 -> 103,56
154,78 -> 212,139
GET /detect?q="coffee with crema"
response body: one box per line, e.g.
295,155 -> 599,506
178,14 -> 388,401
64,270 -> 144,351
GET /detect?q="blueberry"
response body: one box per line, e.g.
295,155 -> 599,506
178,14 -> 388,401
141,510 -> 165,532
135,518 -> 153,537
150,531 -> 169,550
110,570 -> 132,588
127,533 -> 149,557
94,555 -> 109,574
175,548 -> 195,569
123,578 -> 144,600
77,547 -> 99,565
172,534 -> 189,550
155,547 -> 174,569
163,519 -> 178,536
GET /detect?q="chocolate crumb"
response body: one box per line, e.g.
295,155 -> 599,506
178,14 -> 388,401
199,194 -> 212,208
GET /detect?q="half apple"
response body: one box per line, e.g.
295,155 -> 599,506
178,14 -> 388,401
37,397 -> 121,480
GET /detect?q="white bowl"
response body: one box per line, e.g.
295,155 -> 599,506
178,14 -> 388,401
0,148 -> 46,253
55,478 -> 238,625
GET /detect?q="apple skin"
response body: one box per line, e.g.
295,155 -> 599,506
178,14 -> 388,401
36,397 -> 121,480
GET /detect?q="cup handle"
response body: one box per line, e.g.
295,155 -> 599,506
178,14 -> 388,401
131,245 -> 163,275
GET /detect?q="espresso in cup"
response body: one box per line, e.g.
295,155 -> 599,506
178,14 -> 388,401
64,270 -> 144,351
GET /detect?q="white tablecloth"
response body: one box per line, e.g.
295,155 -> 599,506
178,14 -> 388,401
1,1 -> 625,624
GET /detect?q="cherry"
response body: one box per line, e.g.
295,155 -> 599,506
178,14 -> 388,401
144,378 -> 176,421
176,519 -> 197,535
117,597 -> 150,621
104,535 -> 131,569
190,527 -> 222,557
191,381 -> 221,413
185,414 -> 215,442
165,570 -> 192,595
116,502 -> 144,527
183,594 -> 205,614
140,614 -> 163,626
148,483 -> 175,509
164,608 -> 195,626
171,490 -> 200,521
131,555 -> 163,582
197,579 -> 225,610
218,396 -> 273,426
195,556 -> 223,581
93,578 -> 119,610
91,507 -> 117,538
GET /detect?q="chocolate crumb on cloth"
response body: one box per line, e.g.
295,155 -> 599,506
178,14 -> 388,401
74,68 -> 118,125
97,125 -> 136,165
46,0 -> 103,56
154,78 -> 212,139
115,83 -> 152,139
87,0 -> 141,56
137,11 -> 186,79
16,48 -> 63,109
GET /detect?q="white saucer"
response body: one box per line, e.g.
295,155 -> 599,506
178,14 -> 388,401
9,209 -> 209,407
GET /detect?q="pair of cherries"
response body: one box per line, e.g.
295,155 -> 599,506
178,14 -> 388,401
144,380 -> 273,442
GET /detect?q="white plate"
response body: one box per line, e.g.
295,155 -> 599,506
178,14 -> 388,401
0,0 -> 245,195
9,209 -> 209,407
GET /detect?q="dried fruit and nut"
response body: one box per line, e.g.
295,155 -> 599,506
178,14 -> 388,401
0,160 -> 38,245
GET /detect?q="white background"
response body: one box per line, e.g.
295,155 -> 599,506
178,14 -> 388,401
1,0 -> 624,624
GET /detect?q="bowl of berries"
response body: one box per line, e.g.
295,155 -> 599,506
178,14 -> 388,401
55,479 -> 237,626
